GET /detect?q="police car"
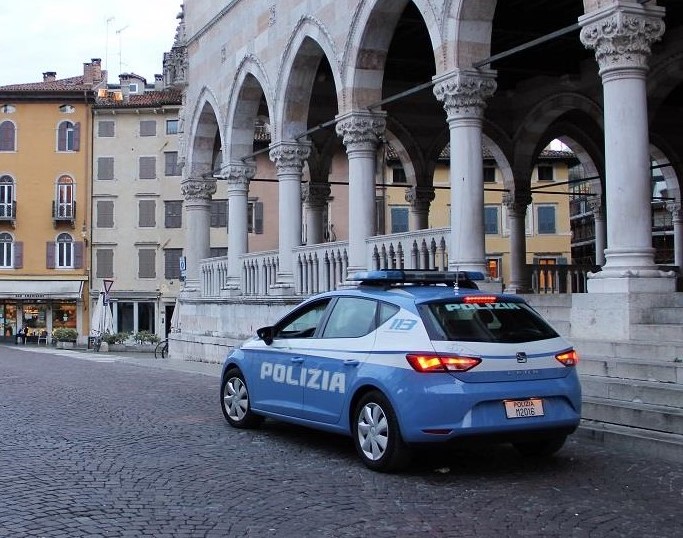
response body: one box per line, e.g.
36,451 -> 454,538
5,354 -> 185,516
220,270 -> 581,472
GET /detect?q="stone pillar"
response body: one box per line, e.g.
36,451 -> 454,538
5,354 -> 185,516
302,183 -> 331,245
668,201 -> 683,272
269,141 -> 311,289
405,186 -> 435,230
580,3 -> 674,292
181,176 -> 217,294
433,68 -> 496,274
336,111 -> 386,275
220,162 -> 255,286
503,191 -> 532,293
589,196 -> 607,267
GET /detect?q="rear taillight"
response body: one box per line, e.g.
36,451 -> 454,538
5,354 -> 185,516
555,349 -> 579,367
406,353 -> 481,372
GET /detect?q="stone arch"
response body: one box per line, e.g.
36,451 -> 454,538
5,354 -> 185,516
341,0 -> 443,109
443,0 -> 497,69
274,16 -> 342,141
648,46 -> 683,120
187,88 -> 223,177
225,55 -> 275,162
383,126 -> 421,187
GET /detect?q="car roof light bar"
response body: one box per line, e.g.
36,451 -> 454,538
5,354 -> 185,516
350,269 -> 485,285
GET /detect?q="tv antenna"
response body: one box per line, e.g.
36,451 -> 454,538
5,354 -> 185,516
104,17 -> 115,74
116,25 -> 129,74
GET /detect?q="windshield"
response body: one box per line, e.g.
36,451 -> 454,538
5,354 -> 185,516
421,300 -> 559,343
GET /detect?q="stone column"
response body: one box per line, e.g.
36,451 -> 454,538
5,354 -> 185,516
667,201 -> 683,272
405,186 -> 435,230
503,191 -> 532,293
580,3 -> 674,292
269,141 -> 311,290
220,162 -> 255,286
589,196 -> 607,267
302,183 -> 331,245
181,176 -> 217,294
336,111 -> 386,275
433,68 -> 496,274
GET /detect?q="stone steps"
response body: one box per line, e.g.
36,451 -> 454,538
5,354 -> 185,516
580,375 -> 683,407
573,338 -> 683,363
631,323 -> 683,342
578,356 -> 683,383
582,396 -> 683,435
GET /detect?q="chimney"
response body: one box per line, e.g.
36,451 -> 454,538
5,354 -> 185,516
83,58 -> 103,85
42,71 -> 57,82
119,73 -> 131,102
154,74 -> 164,90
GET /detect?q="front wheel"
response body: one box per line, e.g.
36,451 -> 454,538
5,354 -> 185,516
513,435 -> 567,458
221,368 -> 263,429
352,391 -> 411,472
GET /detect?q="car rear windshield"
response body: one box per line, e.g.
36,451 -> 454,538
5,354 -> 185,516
420,300 -> 559,343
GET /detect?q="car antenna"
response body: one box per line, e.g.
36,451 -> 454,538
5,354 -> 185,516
453,265 -> 460,292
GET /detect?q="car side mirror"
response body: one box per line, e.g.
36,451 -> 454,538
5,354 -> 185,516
257,326 -> 274,346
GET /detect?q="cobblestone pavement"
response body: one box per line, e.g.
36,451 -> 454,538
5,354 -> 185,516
1,345 -> 681,538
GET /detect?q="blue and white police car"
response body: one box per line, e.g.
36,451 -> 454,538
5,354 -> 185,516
220,270 -> 581,472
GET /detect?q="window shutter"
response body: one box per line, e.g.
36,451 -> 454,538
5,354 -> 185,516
139,156 -> 156,179
139,200 -> 156,227
98,157 -> 114,180
254,201 -> 264,234
138,249 -> 156,278
73,122 -> 81,151
140,120 -> 157,137
74,241 -> 84,268
46,242 -> 56,268
0,121 -> 15,151
13,241 -> 22,268
96,249 -> 114,278
57,123 -> 67,151
97,200 -> 114,228
98,120 -> 115,137
164,249 -> 182,279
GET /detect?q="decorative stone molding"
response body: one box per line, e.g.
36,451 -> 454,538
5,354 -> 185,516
405,186 -> 435,211
666,201 -> 682,221
588,196 -> 606,219
433,69 -> 497,121
163,5 -> 189,88
181,177 -> 217,201
219,163 -> 256,192
335,111 -> 386,151
502,191 -> 532,215
302,182 -> 331,207
269,142 -> 311,174
579,5 -> 665,74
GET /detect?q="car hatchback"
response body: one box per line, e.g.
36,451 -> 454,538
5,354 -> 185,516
220,270 -> 581,471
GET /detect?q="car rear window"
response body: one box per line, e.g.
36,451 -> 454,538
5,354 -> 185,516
420,300 -> 559,343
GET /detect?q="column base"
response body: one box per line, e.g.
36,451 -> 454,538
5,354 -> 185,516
587,272 -> 677,293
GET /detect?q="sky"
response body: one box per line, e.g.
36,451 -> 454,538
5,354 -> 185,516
0,1 -> 183,86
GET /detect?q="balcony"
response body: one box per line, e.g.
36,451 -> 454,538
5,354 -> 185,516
53,201 -> 76,226
0,201 -> 16,225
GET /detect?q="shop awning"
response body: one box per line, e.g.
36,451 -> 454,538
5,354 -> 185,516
0,280 -> 84,300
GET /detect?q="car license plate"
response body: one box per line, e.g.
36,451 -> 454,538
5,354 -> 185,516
504,398 -> 544,419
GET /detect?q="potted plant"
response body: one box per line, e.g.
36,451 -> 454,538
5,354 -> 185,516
53,328 -> 78,348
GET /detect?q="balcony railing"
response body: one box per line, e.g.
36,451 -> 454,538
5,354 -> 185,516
0,201 -> 16,221
529,264 -> 589,294
53,201 -> 76,224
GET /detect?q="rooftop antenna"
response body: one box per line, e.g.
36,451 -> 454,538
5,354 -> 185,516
116,25 -> 129,75
104,17 -> 115,74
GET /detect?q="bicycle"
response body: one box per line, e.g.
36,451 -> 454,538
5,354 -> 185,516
154,339 -> 169,359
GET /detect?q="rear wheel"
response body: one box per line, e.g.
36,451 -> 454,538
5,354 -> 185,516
352,391 -> 411,472
221,368 -> 263,429
513,435 -> 567,458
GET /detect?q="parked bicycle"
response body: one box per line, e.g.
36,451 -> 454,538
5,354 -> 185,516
154,339 -> 169,359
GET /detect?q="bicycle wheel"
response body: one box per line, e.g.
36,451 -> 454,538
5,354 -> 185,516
155,339 -> 168,359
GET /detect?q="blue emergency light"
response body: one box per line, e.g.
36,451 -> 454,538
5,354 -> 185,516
350,269 -> 485,286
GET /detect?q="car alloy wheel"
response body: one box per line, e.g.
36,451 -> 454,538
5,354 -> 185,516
221,368 -> 263,429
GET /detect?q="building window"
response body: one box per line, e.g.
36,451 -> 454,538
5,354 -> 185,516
537,257 -> 557,291
210,247 -> 228,258
138,249 -> 156,278
129,83 -> 139,94
96,200 -> 114,228
486,258 -> 501,280
96,249 -> 114,278
247,200 -> 264,234
97,157 -> 114,180
139,200 -> 156,227
140,120 -> 156,136
537,205 -> 556,234
59,105 -> 75,114
0,121 -> 16,151
164,201 -> 182,228
483,166 -> 496,183
0,233 -> 13,268
537,165 -> 554,181
56,233 -> 74,268
210,200 -> 227,228
139,156 -> 156,179
164,248 -> 183,279
392,168 -> 406,184
56,175 -> 75,218
98,120 -> 115,138
0,175 -> 14,218
164,152 -> 181,176
166,119 -> 179,135
1,104 -> 16,114
390,206 -> 409,234
57,121 -> 80,151
376,196 -> 385,235
484,205 -> 499,234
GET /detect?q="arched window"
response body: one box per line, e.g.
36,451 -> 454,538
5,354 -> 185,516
0,121 -> 16,151
0,175 -> 14,219
57,121 -> 80,152
56,233 -> 74,268
56,175 -> 75,218
0,232 -> 12,267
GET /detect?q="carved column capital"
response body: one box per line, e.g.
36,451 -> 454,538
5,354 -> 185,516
335,111 -> 386,151
667,201 -> 682,221
579,4 -> 665,75
503,191 -> 532,216
405,186 -> 435,212
269,141 -> 311,174
181,177 -> 217,202
588,196 -> 606,219
433,69 -> 497,122
218,162 -> 256,193
302,182 -> 331,207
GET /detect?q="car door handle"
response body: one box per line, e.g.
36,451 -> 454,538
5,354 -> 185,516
290,357 -> 304,364
344,359 -> 360,367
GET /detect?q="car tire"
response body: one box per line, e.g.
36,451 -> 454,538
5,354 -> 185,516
352,391 -> 411,472
221,368 -> 263,429
513,435 -> 567,458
